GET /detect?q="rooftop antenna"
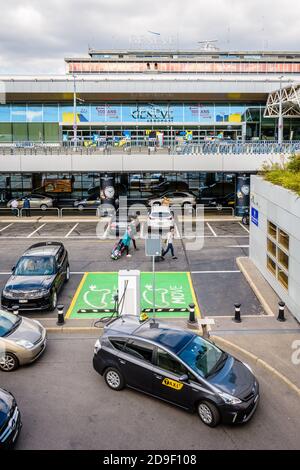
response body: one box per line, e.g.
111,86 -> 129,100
197,39 -> 219,51
148,30 -> 161,36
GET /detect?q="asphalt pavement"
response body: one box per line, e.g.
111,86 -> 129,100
1,332 -> 299,450
0,219 -> 263,318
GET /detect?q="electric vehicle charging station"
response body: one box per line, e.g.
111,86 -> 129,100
118,270 -> 140,316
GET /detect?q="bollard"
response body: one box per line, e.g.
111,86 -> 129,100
187,303 -> 197,328
56,304 -> 65,326
277,301 -> 286,322
12,305 -> 19,316
233,303 -> 242,323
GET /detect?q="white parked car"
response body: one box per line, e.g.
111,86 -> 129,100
147,206 -> 174,232
148,191 -> 196,208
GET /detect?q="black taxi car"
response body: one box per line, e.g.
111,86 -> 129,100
1,241 -> 70,312
0,388 -> 22,448
93,316 -> 259,427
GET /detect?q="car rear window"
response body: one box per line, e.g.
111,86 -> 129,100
151,212 -> 171,218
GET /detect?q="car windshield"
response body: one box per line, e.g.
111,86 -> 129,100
0,310 -> 21,337
14,256 -> 55,276
178,335 -> 225,378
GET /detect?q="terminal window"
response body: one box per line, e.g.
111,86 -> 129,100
267,221 -> 289,290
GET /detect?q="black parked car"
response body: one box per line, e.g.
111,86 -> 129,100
1,242 -> 70,312
93,316 -> 259,427
0,388 -> 22,448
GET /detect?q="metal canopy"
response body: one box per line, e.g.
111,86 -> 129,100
264,83 -> 300,118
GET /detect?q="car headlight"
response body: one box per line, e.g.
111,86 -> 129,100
218,391 -> 242,405
243,362 -> 253,373
15,339 -> 34,349
94,339 -> 101,355
2,289 -> 14,298
27,289 -> 50,299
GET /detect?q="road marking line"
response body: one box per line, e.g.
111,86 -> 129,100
206,222 -> 217,237
65,223 -> 79,238
27,223 -> 46,238
191,270 -> 241,274
187,272 -> 201,318
0,223 -> 13,232
239,222 -> 250,233
65,272 -> 88,319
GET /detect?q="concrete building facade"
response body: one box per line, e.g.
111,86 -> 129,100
250,175 -> 300,322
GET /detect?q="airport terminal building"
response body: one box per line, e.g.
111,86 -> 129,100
1,49 -> 300,210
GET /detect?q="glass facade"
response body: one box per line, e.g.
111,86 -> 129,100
0,171 -> 236,205
1,102 -> 300,143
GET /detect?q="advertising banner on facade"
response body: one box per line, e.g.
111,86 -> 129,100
43,179 -> 73,193
235,175 -> 250,216
0,103 -> 248,125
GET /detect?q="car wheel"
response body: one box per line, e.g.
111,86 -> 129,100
197,401 -> 220,427
216,204 -> 223,211
77,204 -> 84,211
104,367 -> 125,391
0,352 -> 19,372
50,290 -> 58,311
40,204 -> 48,211
65,264 -> 70,282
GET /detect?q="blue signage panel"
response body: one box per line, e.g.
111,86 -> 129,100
251,207 -> 259,226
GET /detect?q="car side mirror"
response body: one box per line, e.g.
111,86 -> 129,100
12,266 -> 15,272
179,374 -> 189,382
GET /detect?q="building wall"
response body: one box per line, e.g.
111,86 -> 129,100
0,153 -> 288,173
250,176 -> 300,321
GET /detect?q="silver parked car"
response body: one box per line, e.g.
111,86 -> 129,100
148,191 -> 196,208
7,194 -> 53,211
0,309 -> 47,371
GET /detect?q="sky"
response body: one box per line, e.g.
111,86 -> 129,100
0,0 -> 299,74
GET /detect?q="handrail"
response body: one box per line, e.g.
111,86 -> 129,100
0,140 -> 300,156
19,207 -> 60,217
0,207 -> 20,217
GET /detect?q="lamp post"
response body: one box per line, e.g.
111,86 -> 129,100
73,74 -> 77,150
278,75 -> 284,144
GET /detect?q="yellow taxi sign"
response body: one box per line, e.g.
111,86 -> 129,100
162,378 -> 183,390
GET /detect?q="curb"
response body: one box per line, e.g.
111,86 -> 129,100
212,335 -> 300,399
236,257 -> 274,317
46,326 -> 103,333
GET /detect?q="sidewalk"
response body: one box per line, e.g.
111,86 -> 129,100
209,311 -> 300,387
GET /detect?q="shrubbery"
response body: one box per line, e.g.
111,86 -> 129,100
260,154 -> 300,196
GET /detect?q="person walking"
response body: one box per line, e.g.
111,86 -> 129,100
10,198 -> 19,217
161,227 -> 177,260
128,218 -> 139,251
23,197 -> 31,217
120,226 -> 132,257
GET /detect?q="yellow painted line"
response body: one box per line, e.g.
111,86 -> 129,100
187,271 -> 201,318
65,272 -> 88,319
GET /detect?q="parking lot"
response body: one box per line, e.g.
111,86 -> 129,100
1,332 -> 299,450
0,218 -> 263,319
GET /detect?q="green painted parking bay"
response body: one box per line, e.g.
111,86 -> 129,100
66,272 -> 200,319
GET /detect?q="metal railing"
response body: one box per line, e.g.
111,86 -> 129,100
177,141 -> 300,155
19,207 -> 60,217
1,140 -> 300,156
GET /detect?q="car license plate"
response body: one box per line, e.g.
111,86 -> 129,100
19,299 -> 28,303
